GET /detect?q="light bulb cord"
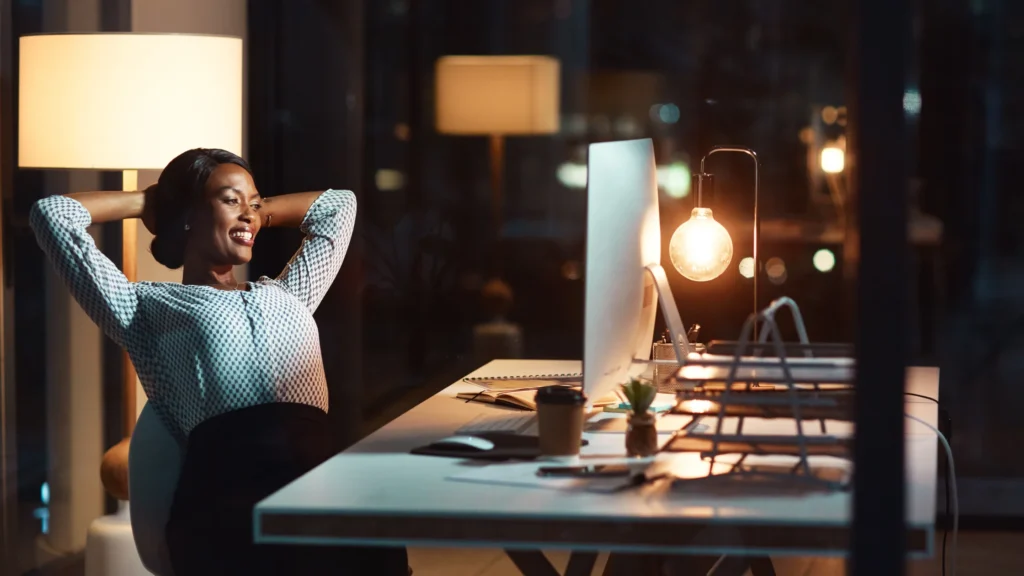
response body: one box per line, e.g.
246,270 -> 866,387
698,147 -> 760,210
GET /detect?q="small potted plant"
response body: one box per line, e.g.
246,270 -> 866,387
620,378 -> 659,457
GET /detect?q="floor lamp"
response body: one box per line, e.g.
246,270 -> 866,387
19,32 -> 241,572
435,55 -> 560,256
435,56 -> 559,358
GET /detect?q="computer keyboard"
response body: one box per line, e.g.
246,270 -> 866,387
456,413 -> 539,436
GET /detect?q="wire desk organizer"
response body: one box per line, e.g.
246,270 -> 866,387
661,297 -> 856,490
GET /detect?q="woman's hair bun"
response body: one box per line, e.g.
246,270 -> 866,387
150,232 -> 185,269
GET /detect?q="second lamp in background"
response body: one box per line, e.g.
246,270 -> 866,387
435,55 -> 560,238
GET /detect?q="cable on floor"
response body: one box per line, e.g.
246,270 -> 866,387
906,413 -> 957,576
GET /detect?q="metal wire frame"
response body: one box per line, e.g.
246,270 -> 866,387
663,298 -> 854,490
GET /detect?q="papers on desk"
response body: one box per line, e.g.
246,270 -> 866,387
446,457 -> 655,493
462,359 -> 582,390
456,389 -> 620,411
455,389 -> 540,410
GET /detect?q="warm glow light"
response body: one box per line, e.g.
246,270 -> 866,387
435,56 -> 560,135
681,399 -> 714,414
738,257 -> 755,279
677,366 -> 718,380
821,106 -> 839,125
669,207 -> 733,282
820,146 -> 845,174
813,249 -> 836,273
19,34 -> 243,169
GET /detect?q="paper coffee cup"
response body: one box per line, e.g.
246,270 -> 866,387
535,385 -> 587,457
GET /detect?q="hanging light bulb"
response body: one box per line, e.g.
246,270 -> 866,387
669,171 -> 734,282
669,207 -> 733,281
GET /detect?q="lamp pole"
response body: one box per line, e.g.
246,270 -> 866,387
121,169 -> 138,437
489,133 -> 505,242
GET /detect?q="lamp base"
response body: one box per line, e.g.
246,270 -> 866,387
84,501 -> 149,576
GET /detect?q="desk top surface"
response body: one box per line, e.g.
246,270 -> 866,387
254,362 -> 939,555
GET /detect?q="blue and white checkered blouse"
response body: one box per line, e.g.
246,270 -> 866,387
30,189 -> 356,442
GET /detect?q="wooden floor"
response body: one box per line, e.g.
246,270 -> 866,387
408,530 -> 1024,575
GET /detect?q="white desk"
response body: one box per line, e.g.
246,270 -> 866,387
254,363 -> 939,565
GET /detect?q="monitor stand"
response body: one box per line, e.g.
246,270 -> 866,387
645,263 -> 692,364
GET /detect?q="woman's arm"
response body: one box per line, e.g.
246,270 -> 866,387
259,191 -> 324,229
268,189 -> 356,312
30,195 -> 141,346
66,190 -> 145,224
66,188 -> 158,233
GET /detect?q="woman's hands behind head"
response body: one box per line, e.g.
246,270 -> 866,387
142,184 -> 159,235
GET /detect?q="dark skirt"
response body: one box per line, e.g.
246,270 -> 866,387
166,402 -> 409,575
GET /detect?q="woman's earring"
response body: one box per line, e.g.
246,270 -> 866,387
184,224 -> 190,231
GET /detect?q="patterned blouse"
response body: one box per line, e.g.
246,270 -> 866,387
30,189 -> 356,442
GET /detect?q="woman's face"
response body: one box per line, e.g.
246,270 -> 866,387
189,163 -> 262,266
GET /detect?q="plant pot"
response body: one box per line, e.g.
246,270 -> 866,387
625,412 -> 658,457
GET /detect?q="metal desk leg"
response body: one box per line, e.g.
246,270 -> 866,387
602,553 -> 664,575
504,551 -> 599,576
604,553 -> 721,575
505,550 -> 559,576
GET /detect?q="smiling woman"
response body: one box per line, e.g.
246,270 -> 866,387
28,148 -> 409,574
145,149 -> 258,275
138,148 -> 334,293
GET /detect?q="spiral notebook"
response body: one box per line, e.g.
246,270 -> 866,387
462,359 -> 583,391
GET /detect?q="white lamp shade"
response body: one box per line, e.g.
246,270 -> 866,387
435,55 -> 559,136
19,33 -> 243,170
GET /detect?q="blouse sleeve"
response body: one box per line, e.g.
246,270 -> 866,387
274,189 -> 356,312
29,195 -> 138,348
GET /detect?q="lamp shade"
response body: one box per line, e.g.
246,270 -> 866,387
435,55 -> 559,136
19,33 -> 243,170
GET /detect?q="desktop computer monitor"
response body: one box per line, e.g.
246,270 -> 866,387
583,138 -> 664,403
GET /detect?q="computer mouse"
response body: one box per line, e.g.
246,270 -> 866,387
431,435 -> 496,452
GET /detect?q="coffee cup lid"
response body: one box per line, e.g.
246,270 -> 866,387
535,385 -> 587,406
